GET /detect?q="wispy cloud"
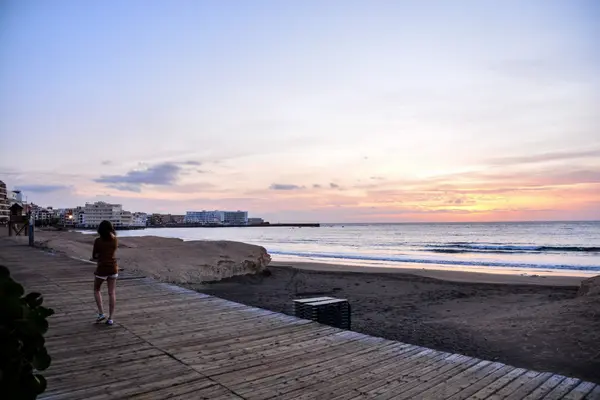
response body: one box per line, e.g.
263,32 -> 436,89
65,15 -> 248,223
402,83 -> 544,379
95,162 -> 182,192
15,184 -> 70,193
490,148 -> 600,166
269,183 -> 303,190
329,182 -> 341,189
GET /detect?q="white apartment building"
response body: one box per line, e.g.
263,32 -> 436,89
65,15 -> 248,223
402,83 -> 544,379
223,211 -> 248,225
132,212 -> 148,227
83,201 -> 124,228
0,181 -> 9,224
184,210 -> 224,224
121,211 -> 133,226
73,206 -> 85,226
32,205 -> 53,222
184,210 -> 248,225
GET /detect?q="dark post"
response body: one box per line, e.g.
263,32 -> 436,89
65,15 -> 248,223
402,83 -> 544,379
28,212 -> 34,246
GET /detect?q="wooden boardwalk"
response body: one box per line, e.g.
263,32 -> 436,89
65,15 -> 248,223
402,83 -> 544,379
1,239 -> 598,400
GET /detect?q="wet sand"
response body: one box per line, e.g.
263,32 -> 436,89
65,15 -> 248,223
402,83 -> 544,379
190,262 -> 600,383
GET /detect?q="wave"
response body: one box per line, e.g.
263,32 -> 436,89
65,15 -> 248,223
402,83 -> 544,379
269,250 -> 600,272
423,243 -> 600,253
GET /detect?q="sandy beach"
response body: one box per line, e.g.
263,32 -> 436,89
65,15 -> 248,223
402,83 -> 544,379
8,229 -> 599,383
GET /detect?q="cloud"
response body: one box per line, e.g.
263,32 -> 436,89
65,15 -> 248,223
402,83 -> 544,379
15,184 -> 70,193
330,183 -> 341,189
101,160 -> 112,165
182,161 -> 202,166
105,184 -> 142,193
490,148 -> 600,166
313,184 -> 322,188
95,162 -> 181,191
269,183 -> 303,190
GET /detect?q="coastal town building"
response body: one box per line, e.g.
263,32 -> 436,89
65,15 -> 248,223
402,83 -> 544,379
132,212 -> 148,227
248,218 -> 265,225
223,211 -> 248,225
0,181 -> 9,224
74,206 -> 85,226
148,213 -> 183,226
83,201 -> 124,227
59,209 -> 76,226
121,211 -> 133,226
184,210 -> 248,225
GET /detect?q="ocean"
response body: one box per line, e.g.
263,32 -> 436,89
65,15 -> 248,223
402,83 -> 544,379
114,221 -> 600,275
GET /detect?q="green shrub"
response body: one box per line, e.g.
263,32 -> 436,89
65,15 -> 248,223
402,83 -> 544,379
0,265 -> 54,400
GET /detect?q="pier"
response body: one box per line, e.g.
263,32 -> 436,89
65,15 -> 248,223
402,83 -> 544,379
0,239 -> 598,399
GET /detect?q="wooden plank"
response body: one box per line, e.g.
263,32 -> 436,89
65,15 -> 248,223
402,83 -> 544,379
248,342 -> 415,399
502,372 -> 554,400
197,331 -> 367,377
563,382 -> 598,400
356,353 -> 472,399
521,375 -> 566,400
210,331 -> 369,382
275,343 -> 424,399
541,377 -> 582,400
585,385 -> 600,400
483,370 -> 549,400
186,327 -> 343,369
411,360 -> 495,400
41,370 -> 202,400
319,349 -> 451,400
462,368 -> 527,399
378,356 -> 481,400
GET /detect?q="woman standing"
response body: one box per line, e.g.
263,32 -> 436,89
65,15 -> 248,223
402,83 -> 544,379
91,220 -> 118,325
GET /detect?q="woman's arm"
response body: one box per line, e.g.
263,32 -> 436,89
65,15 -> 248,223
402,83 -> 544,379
91,239 -> 99,261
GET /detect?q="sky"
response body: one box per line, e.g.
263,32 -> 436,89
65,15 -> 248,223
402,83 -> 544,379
0,0 -> 599,223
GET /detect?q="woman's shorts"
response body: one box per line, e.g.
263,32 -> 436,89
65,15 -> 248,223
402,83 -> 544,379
95,274 -> 118,280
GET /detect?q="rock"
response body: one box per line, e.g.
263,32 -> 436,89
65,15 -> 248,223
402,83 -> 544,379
577,275 -> 600,297
23,230 -> 272,284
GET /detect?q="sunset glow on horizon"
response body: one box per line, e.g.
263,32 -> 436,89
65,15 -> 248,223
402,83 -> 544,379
1,0 -> 598,223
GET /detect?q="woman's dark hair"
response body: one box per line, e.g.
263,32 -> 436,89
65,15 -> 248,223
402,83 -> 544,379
97,220 -> 116,240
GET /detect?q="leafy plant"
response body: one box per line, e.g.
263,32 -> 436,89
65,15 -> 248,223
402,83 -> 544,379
0,265 -> 54,400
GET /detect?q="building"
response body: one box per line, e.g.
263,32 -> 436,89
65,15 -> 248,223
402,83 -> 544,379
248,218 -> 265,225
0,181 -> 9,224
132,212 -> 148,227
59,208 -> 76,226
170,214 -> 185,224
120,211 -> 133,226
83,201 -> 124,228
148,213 -> 172,226
184,211 -> 224,224
31,204 -> 53,224
184,210 -> 248,225
74,206 -> 85,227
223,211 -> 248,225
11,190 -> 23,204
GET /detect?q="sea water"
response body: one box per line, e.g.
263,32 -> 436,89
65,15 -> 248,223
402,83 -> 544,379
115,221 -> 600,274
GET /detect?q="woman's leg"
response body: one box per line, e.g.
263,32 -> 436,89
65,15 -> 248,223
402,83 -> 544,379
94,277 -> 104,315
107,277 -> 117,320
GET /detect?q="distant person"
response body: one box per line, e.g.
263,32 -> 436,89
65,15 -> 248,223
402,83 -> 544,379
91,220 -> 118,325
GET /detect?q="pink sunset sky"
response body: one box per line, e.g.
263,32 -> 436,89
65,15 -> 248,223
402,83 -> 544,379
1,1 -> 598,223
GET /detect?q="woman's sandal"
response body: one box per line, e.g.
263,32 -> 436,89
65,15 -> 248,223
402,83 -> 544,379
106,319 -> 114,326
96,314 -> 106,323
